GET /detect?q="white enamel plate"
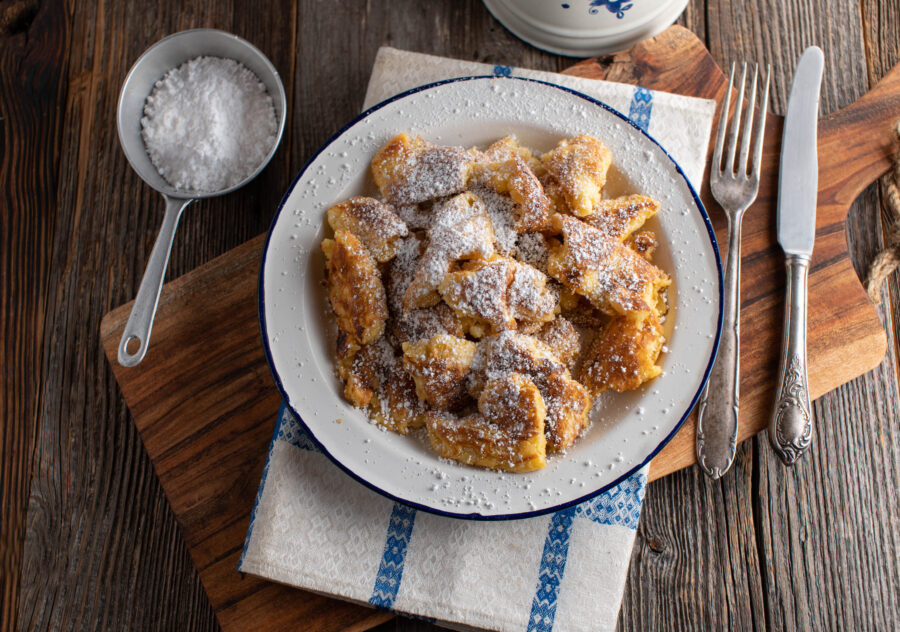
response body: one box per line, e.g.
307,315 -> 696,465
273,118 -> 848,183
260,76 -> 722,519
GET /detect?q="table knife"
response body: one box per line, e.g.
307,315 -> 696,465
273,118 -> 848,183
769,46 -> 824,464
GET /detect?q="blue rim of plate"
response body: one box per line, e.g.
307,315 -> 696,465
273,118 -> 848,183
258,75 -> 724,521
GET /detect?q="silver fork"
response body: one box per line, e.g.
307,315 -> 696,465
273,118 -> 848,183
696,63 -> 771,479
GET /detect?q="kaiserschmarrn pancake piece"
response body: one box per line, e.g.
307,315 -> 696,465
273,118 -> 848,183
474,155 -> 550,232
371,133 -> 472,206
467,331 -> 567,397
403,192 -> 495,311
392,303 -> 469,345
480,136 -> 544,174
534,317 -> 581,368
322,230 -> 388,345
426,373 -> 547,472
336,332 -> 375,407
541,135 -> 612,216
326,196 -> 409,262
468,332 -> 591,451
541,370 -> 592,452
438,255 -> 557,336
582,194 -> 659,242
579,309 -> 665,395
547,214 -> 670,315
369,366 -> 428,435
439,256 -> 516,334
507,258 -> 558,325
402,334 -> 477,411
336,334 -> 427,434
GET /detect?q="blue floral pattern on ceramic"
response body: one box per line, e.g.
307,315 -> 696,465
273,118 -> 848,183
589,0 -> 634,18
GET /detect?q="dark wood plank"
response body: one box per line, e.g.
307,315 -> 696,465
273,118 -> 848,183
0,1 -> 66,629
13,0 -> 270,630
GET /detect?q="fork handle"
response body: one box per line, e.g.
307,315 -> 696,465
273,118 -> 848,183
768,255 -> 813,464
696,214 -> 742,479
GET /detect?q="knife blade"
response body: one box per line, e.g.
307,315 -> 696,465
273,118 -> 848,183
777,46 -> 824,257
769,46 -> 824,465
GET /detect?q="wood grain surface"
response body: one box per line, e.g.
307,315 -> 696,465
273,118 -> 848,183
5,1 -> 900,631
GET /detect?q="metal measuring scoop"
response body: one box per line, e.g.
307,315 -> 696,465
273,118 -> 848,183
116,29 -> 286,367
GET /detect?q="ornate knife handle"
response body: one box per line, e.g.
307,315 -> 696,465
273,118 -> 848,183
768,255 -> 813,464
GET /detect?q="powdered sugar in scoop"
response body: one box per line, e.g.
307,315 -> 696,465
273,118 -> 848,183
141,56 -> 278,192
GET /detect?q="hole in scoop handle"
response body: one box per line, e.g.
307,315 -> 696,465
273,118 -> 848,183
118,196 -> 192,367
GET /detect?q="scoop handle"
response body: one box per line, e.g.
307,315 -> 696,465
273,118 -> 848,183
118,196 -> 192,367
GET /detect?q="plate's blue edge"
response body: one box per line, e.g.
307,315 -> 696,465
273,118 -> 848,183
257,74 -> 725,521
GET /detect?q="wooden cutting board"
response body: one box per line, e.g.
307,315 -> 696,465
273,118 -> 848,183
100,25 -> 899,632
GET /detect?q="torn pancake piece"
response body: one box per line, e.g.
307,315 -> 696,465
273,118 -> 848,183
322,230 -> 388,345
402,334 -> 477,411
547,214 -> 669,315
371,133 -> 472,206
541,134 -> 612,217
326,196 -> 408,262
579,309 -> 665,395
426,373 -> 547,473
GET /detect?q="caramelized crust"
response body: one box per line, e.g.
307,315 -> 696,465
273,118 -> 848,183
535,317 -> 581,368
322,231 -> 388,345
541,370 -> 592,452
547,214 -> 670,315
541,135 -> 612,216
626,230 -> 658,261
426,373 -> 547,472
326,196 -> 409,262
579,309 -> 664,395
371,133 -> 472,205
369,367 -> 428,435
402,334 -> 477,410
581,194 -> 659,242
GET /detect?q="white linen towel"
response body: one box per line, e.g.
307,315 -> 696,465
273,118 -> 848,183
239,48 -> 716,632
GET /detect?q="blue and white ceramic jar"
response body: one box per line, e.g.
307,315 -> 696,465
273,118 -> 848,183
482,0 -> 689,57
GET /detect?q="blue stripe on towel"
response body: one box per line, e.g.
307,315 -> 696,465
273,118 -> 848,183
370,503 -> 418,609
528,507 -> 577,632
238,402 -> 290,570
575,471 -> 647,530
628,86 -> 654,131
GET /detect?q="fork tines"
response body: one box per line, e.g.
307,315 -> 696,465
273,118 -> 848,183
712,62 -> 771,182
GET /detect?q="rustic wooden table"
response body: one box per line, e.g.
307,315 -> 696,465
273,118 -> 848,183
3,1 -> 899,630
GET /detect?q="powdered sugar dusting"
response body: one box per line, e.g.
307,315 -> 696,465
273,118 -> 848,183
141,56 -> 277,192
